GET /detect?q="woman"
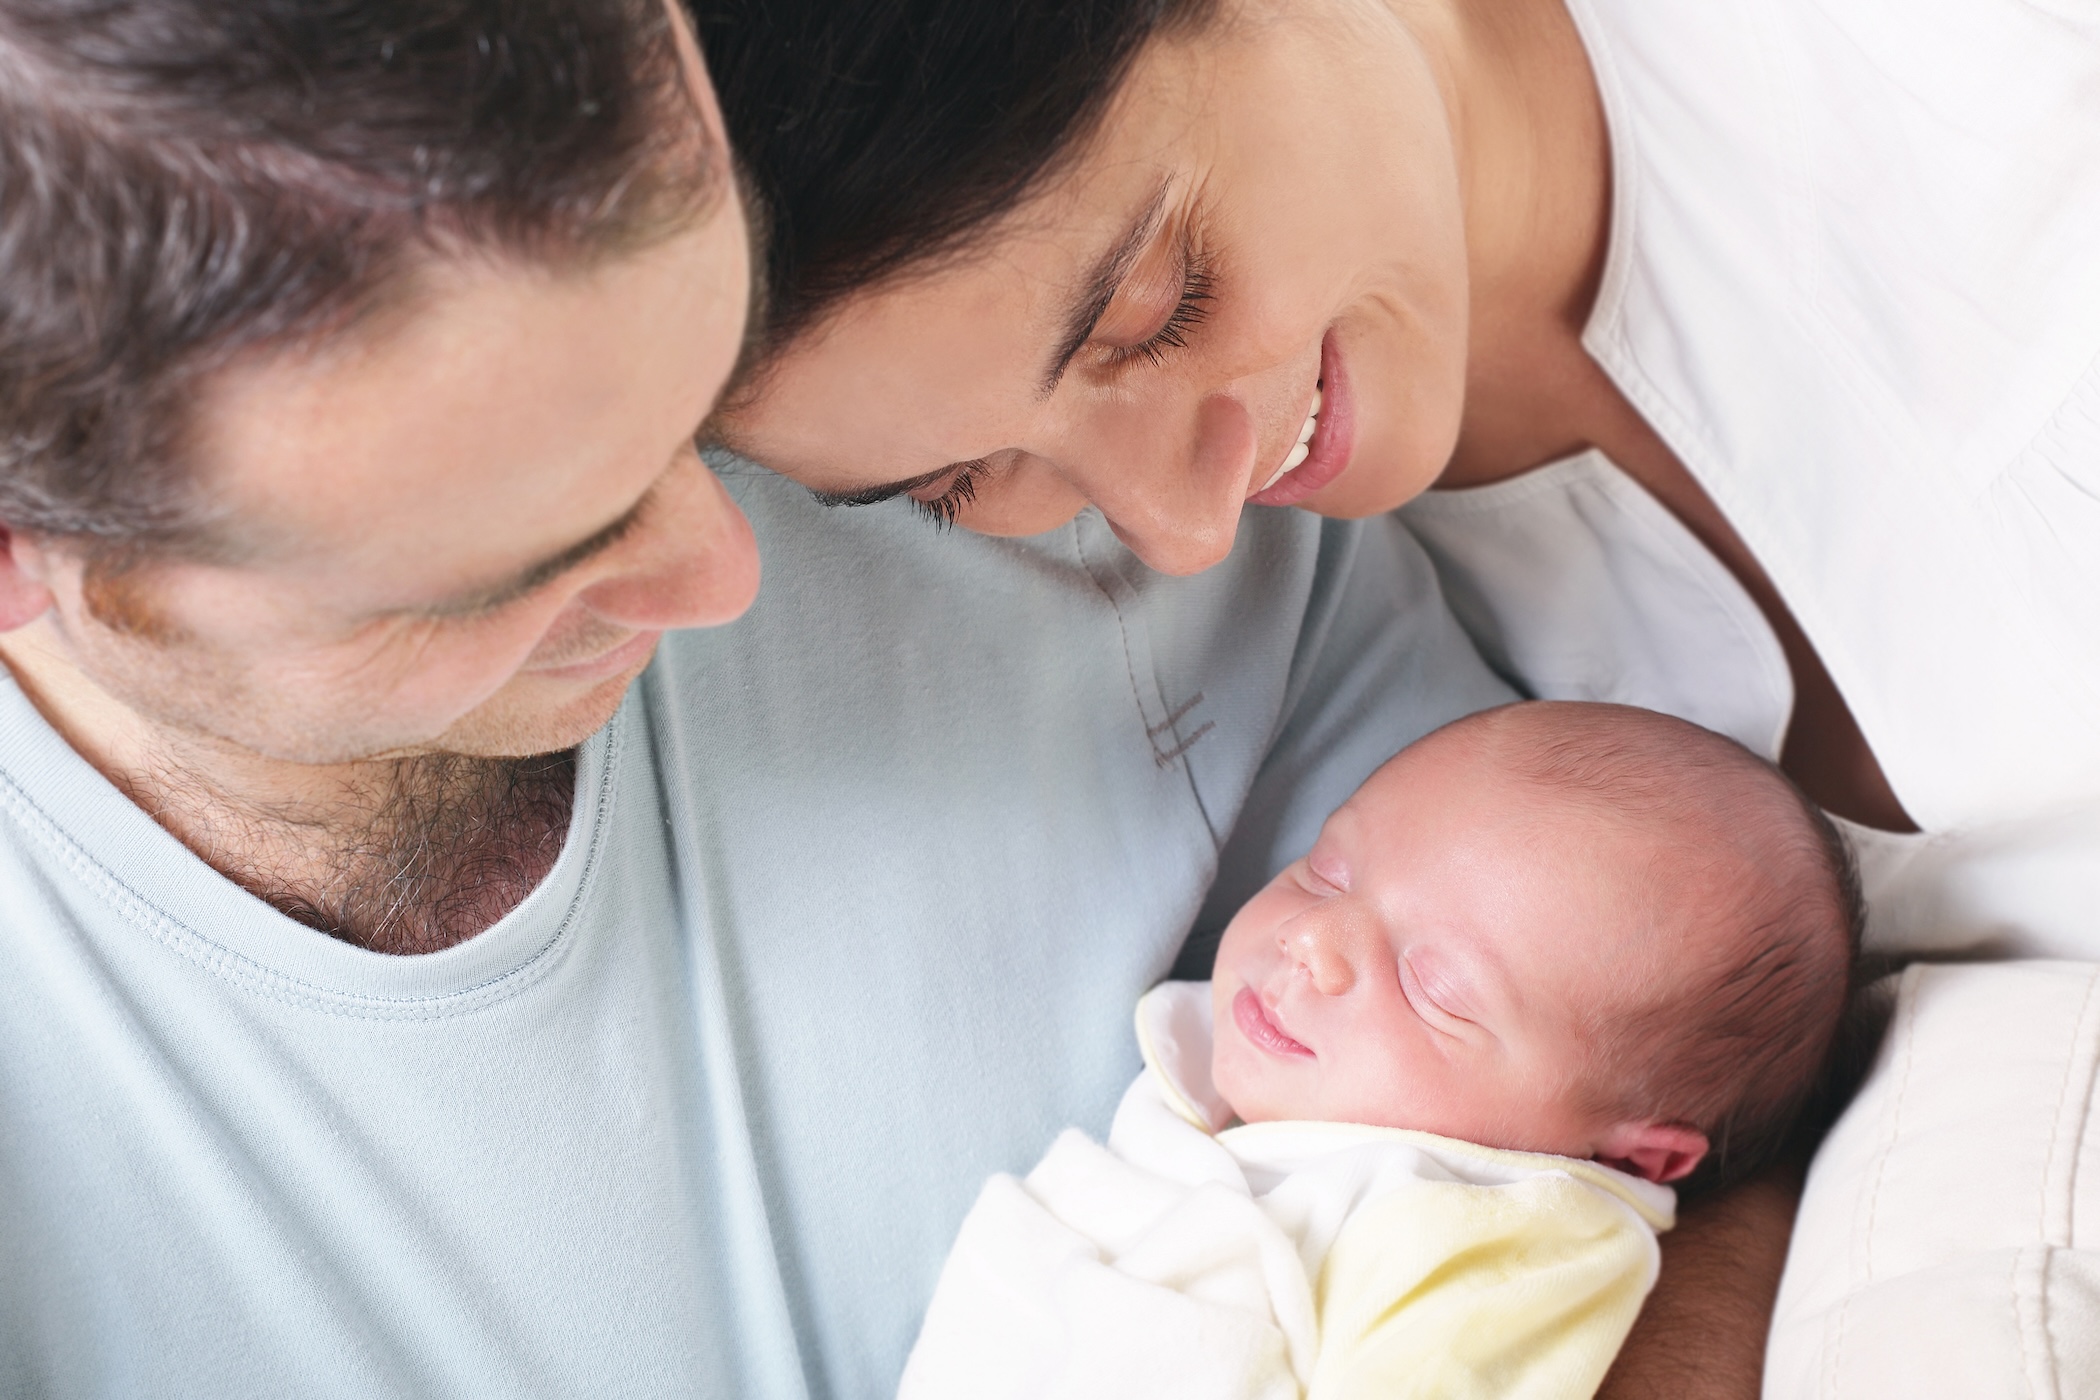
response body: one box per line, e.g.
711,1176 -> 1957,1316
695,0 -> 2100,1393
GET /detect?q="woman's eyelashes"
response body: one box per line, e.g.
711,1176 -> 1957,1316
1102,251 -> 1216,372
911,458 -> 989,529
907,239 -> 1215,531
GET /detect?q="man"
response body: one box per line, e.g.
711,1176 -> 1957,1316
0,4 -> 1511,1396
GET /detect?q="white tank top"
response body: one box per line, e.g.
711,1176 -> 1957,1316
1401,0 -> 2100,959
1403,458 -> 2099,961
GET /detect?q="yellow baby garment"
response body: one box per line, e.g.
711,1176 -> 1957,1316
897,982 -> 1673,1400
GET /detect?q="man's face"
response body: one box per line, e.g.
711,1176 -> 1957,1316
19,203 -> 755,764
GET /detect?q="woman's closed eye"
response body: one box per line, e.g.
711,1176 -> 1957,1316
1099,253 -> 1215,371
909,457 -> 991,529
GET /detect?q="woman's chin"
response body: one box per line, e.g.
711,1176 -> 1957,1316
1301,400 -> 1461,517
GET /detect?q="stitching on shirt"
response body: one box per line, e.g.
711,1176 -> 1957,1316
1861,968 -> 1921,1281
2032,1250 -> 2049,1400
1152,720 -> 1215,769
0,717 -> 624,1021
2040,970 -> 2100,1249
1074,515 -> 1216,777
1829,965 -> 1922,1392
1073,518 -> 1157,750
1147,692 -> 1215,767
1146,692 -> 1204,739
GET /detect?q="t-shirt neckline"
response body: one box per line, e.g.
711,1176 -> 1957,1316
0,670 -> 618,1018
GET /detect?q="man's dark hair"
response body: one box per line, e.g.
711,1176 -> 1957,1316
692,0 -> 1213,373
0,0 -> 721,556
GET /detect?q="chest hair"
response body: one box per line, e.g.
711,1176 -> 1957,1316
126,750 -> 578,955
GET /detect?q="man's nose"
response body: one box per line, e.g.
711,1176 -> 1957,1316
1282,917 -> 1356,997
576,454 -> 760,630
1080,392 -> 1259,577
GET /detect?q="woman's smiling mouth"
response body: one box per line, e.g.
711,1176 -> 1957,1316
1248,329 -> 1355,508
1234,986 -> 1315,1059
1260,382 -> 1322,492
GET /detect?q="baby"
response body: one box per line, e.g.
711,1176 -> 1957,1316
901,702 -> 1861,1400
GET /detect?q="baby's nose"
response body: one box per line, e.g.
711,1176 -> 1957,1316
1282,921 -> 1355,997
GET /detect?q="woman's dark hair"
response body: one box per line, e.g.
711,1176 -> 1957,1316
692,0 -> 1214,371
0,0 -> 722,555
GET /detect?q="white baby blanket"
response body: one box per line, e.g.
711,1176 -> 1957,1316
899,982 -> 1675,1400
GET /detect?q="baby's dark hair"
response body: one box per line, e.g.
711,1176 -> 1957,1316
1460,702 -> 1865,1196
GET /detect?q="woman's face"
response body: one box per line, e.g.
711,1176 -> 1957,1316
718,0 -> 1469,576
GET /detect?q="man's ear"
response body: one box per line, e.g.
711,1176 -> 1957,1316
1594,1120 -> 1709,1185
0,522 -> 57,632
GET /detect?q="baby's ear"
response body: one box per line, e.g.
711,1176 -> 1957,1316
1594,1121 -> 1709,1184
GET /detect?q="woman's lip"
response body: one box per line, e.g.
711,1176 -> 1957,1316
527,629 -> 662,682
1248,329 -> 1354,508
1232,986 -> 1315,1060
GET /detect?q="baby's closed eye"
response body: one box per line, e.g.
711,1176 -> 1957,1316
1399,950 -> 1479,1035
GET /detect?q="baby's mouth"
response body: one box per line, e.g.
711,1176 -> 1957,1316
1233,986 -> 1315,1060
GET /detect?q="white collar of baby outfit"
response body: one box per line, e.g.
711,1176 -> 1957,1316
1134,980 -> 1238,1133
1133,980 -> 1678,1231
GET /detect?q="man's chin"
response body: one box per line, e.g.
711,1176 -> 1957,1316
431,660 -> 650,759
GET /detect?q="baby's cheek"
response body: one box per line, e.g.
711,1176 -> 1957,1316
1210,1037 -> 1288,1124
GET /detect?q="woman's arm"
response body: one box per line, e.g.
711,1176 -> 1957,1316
1598,1162 -> 1805,1400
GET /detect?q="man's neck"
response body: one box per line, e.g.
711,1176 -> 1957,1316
0,622 -> 576,956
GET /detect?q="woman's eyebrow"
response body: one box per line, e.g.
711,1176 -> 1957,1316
1038,175 -> 1174,397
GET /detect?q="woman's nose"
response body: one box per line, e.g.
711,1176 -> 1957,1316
1282,918 -> 1356,997
1081,392 -> 1259,577
577,453 -> 760,630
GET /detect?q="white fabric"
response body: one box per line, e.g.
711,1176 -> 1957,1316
1571,0 -> 2100,831
1401,450 -> 1794,762
898,983 -> 1672,1400
1397,457 -> 2100,962
1768,962 -> 2100,1399
1548,0 -> 2100,959
1397,6 -> 2100,1397
0,490 -> 1516,1400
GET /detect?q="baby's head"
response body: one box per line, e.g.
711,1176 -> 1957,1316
1211,701 -> 1861,1192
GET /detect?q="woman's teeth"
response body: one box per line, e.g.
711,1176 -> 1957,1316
1261,385 -> 1323,492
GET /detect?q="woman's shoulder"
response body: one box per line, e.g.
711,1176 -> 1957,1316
1575,0 -> 2100,478
1570,0 -> 2100,827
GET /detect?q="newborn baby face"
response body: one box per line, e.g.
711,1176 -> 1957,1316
1210,729 -> 1676,1163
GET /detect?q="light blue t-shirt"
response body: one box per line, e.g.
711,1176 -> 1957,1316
0,463 -> 1513,1400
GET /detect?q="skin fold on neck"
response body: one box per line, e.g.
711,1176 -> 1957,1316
1397,0 -> 1916,832
0,616 -> 576,956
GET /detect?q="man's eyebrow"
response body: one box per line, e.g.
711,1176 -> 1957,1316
1039,176 -> 1174,397
413,489 -> 655,618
